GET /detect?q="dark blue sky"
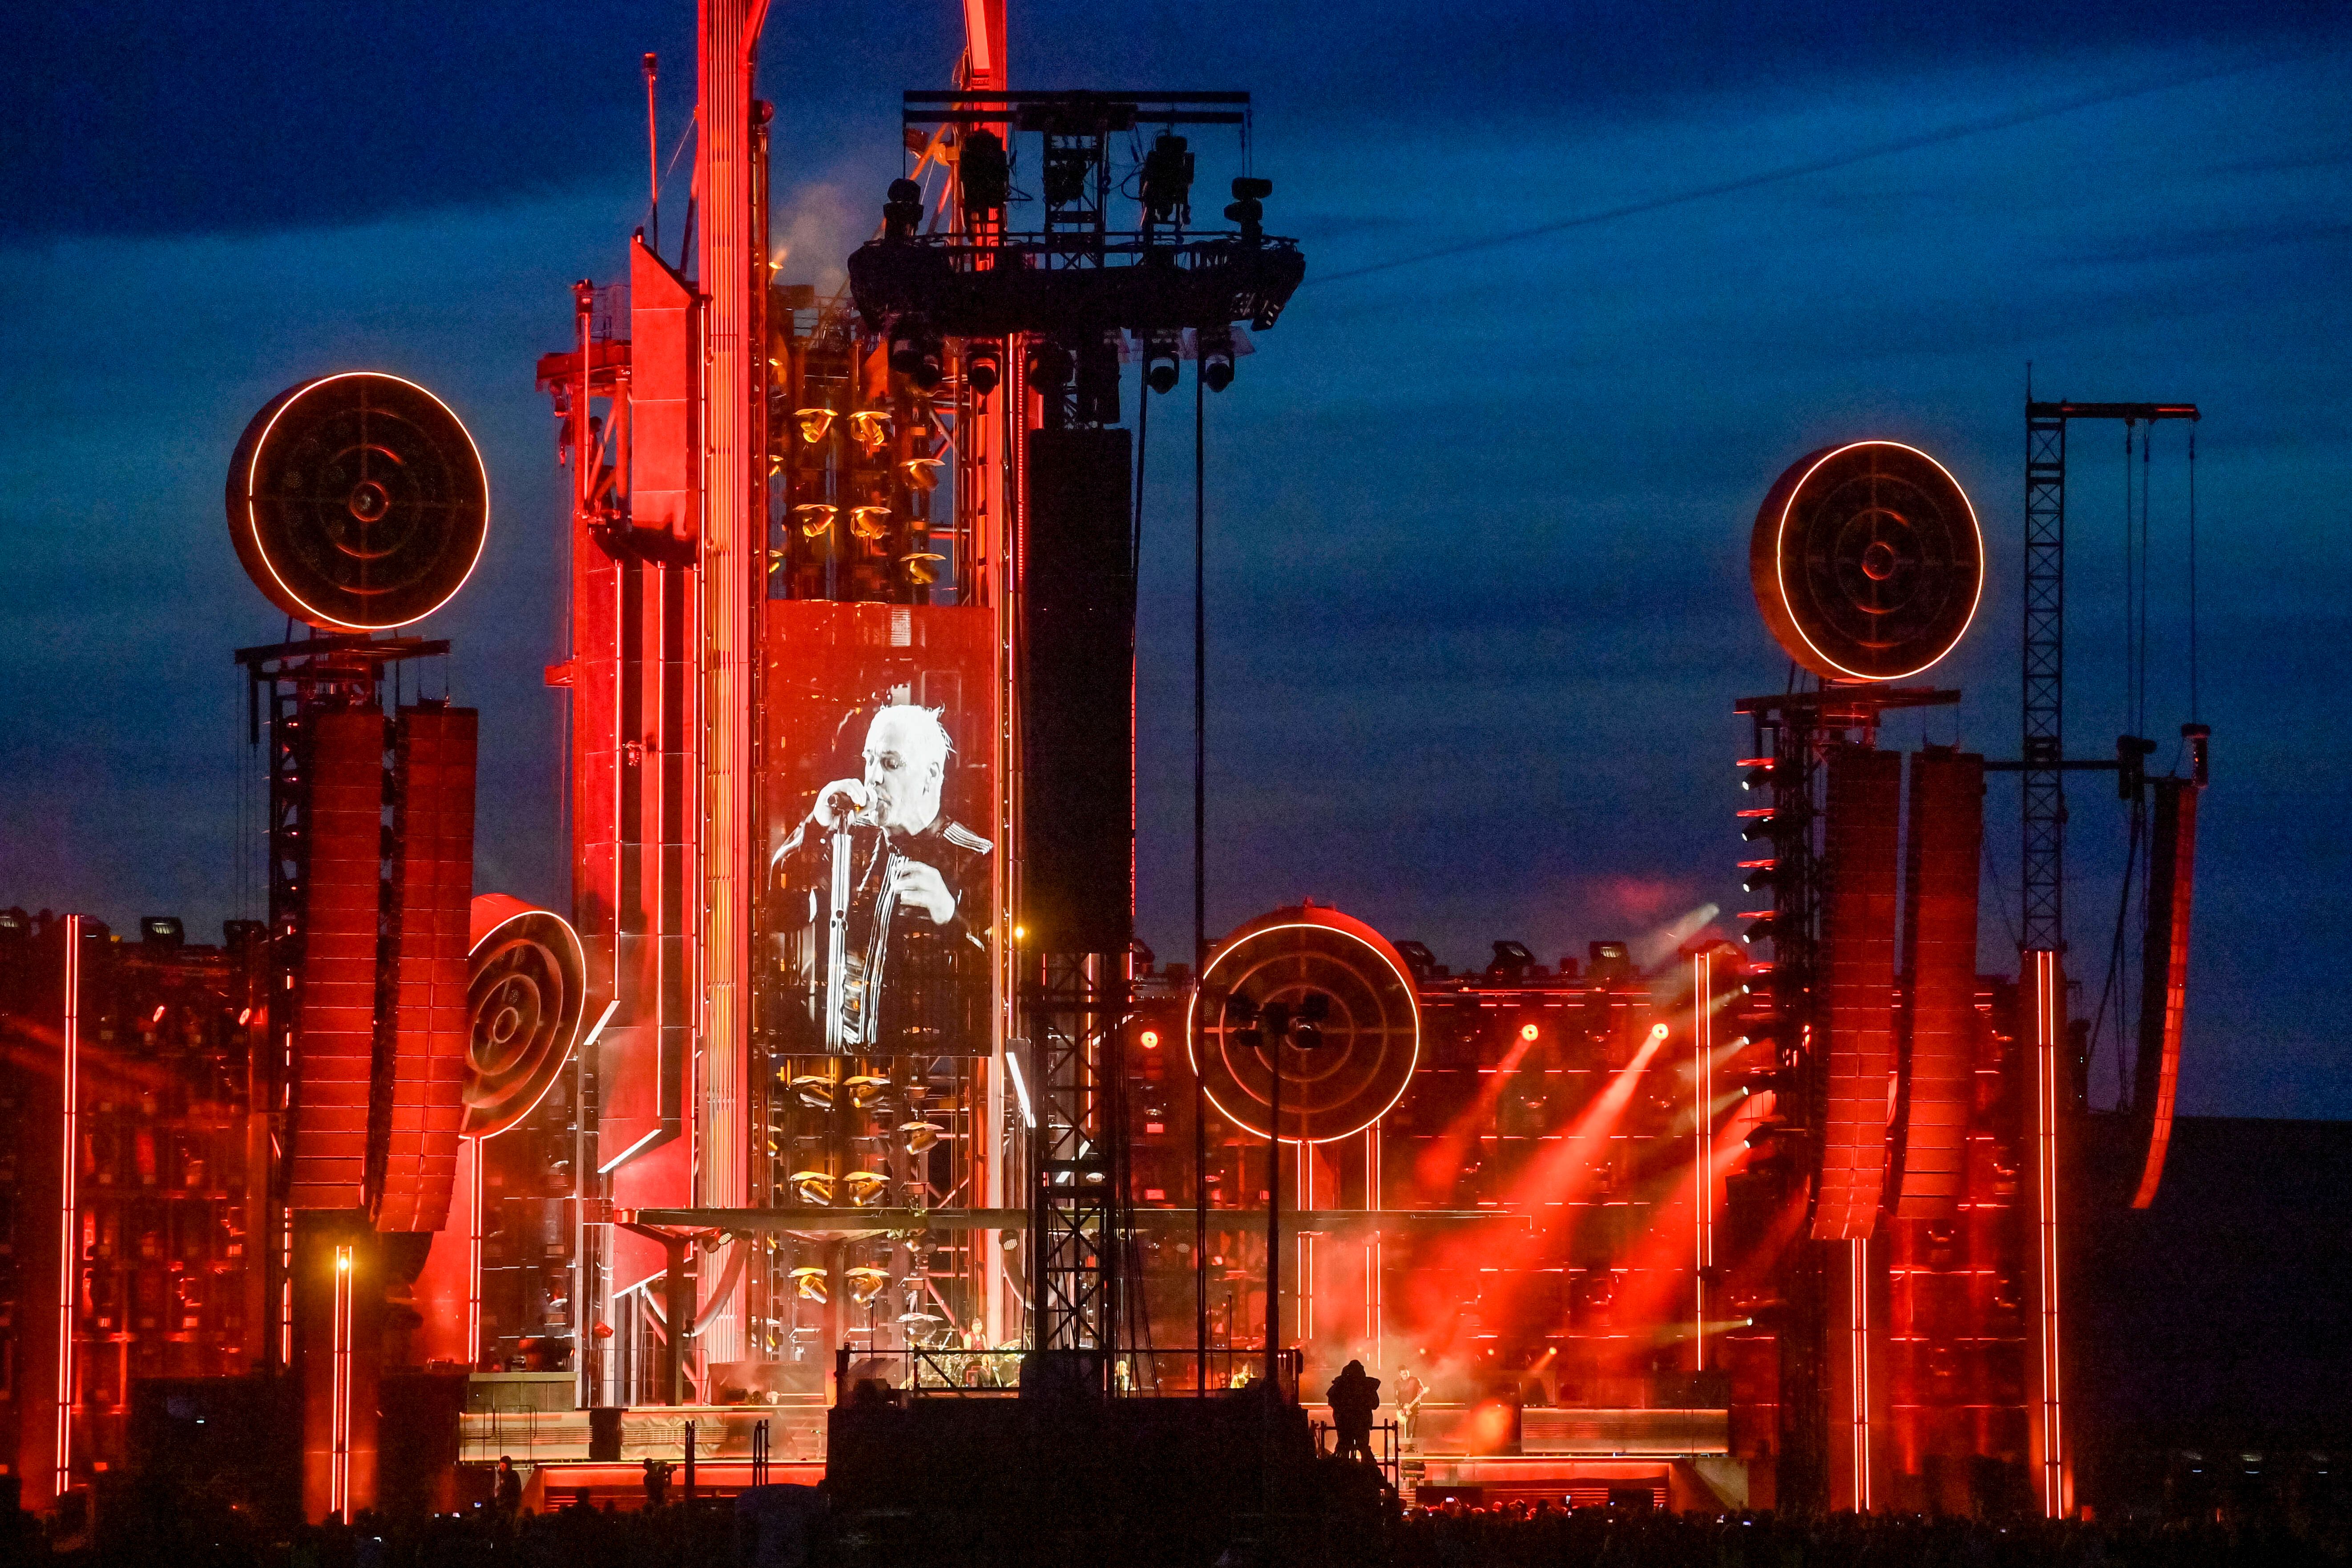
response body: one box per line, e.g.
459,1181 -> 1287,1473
3,3 -> 2347,1117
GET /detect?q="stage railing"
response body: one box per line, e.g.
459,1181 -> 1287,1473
1311,1417 -> 1402,1491
843,1346 -> 1303,1401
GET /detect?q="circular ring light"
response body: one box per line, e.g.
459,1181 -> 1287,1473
464,894 -> 587,1139
1186,903 -> 1420,1144
1750,440 -> 1984,681
226,372 -> 489,630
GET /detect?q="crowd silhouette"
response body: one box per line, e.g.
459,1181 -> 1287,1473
17,1472 -> 2351,1568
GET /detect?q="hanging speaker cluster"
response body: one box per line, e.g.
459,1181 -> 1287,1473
226,372 -> 489,631
1187,903 -> 1420,1144
1751,440 -> 1983,681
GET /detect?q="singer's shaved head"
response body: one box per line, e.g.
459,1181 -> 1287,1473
864,705 -> 950,832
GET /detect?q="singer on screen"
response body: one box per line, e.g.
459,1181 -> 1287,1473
767,703 -> 992,1055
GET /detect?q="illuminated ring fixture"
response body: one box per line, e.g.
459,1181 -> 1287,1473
226,372 -> 490,631
1187,903 -> 1421,1144
464,894 -> 587,1139
1750,440 -> 1984,682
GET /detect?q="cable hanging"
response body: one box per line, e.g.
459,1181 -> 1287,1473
1191,355 -> 1209,1395
2188,426 -> 2199,722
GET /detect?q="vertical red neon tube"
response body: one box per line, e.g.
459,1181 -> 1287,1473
54,915 -> 83,1504
331,1245 -> 355,1521
1691,951 -> 1711,1372
466,1139 -> 484,1366
1849,1236 -> 1872,1512
2032,949 -> 2066,1516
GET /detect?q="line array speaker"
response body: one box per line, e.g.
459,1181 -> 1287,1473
1894,747 -> 1984,1218
1021,427 -> 1135,955
290,709 -> 387,1209
1813,744 -> 1902,1241
372,706 -> 479,1231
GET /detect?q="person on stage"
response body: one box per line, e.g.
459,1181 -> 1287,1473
768,703 -> 992,1055
1394,1364 -> 1425,1451
1326,1360 -> 1383,1466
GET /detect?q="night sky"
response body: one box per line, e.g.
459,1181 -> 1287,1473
4,3 -> 2347,1117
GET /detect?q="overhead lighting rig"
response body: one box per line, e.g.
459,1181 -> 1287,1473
847,91 -> 1305,410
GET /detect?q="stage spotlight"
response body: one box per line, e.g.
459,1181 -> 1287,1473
1740,863 -> 1778,893
1140,133 -> 1195,226
1027,342 -> 1074,393
1200,325 -> 1235,392
1145,331 -> 1182,395
1519,1022 -> 1541,1044
1224,176 -> 1272,243
891,331 -> 944,390
790,1169 -> 835,1205
966,341 -> 1002,398
1741,915 -> 1776,945
1740,814 -> 1778,843
899,456 -> 946,492
1077,337 -> 1122,423
884,177 -> 924,240
847,410 -> 892,454
959,129 -> 1009,222
794,408 -> 837,444
849,505 -> 892,540
1740,766 -> 1774,792
901,551 -> 945,585
793,503 -> 839,538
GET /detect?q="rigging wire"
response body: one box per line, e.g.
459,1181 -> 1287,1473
1120,368 -> 1154,1376
1192,356 -> 1210,1395
2189,427 -> 2200,721
2139,420 -> 2153,739
2123,423 -> 2136,742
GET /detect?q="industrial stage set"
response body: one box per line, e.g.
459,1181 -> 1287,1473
0,0 -> 2211,1540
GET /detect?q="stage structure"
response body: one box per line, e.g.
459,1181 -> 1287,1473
1724,417 -> 2212,1518
534,0 -> 1305,1407
1733,440 -> 1997,1514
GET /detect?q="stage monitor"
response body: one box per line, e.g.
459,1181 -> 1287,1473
760,600 -> 1001,1056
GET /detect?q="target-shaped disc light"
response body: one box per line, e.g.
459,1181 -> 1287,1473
464,894 -> 587,1139
1751,440 -> 1984,681
226,372 -> 489,631
1187,904 -> 1421,1144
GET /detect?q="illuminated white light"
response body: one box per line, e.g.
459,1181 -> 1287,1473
596,1127 -> 664,1176
1005,1052 -> 1036,1129
581,998 -> 621,1051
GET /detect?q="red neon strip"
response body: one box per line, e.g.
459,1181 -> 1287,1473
332,1244 -> 355,1521
466,1139 -> 484,1364
1850,1237 -> 1872,1512
1692,953 -> 1710,1373
2033,951 -> 2066,1517
55,915 -> 82,1503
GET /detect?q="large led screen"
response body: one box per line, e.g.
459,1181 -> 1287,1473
760,601 -> 1000,1057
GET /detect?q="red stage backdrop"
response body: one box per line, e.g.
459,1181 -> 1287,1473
760,601 -> 1000,1056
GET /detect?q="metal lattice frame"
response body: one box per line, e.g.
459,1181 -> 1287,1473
2022,412 -> 2068,955
1027,953 -> 1124,1365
